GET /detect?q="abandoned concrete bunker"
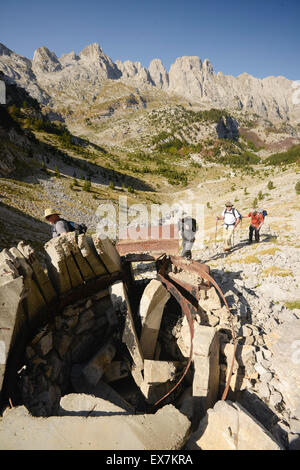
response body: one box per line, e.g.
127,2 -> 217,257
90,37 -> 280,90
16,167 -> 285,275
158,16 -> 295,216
0,233 -> 283,450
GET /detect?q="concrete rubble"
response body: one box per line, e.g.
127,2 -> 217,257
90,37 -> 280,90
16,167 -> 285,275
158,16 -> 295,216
0,401 -> 190,450
139,279 -> 171,359
186,400 -> 282,450
0,234 -> 292,449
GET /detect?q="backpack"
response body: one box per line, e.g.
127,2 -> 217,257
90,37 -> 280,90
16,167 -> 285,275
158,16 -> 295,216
62,219 -> 88,235
259,209 -> 268,219
250,210 -> 266,226
179,216 -> 197,241
224,207 -> 242,222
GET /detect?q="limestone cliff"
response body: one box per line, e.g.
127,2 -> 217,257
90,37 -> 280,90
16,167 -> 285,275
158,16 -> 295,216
0,42 -> 299,123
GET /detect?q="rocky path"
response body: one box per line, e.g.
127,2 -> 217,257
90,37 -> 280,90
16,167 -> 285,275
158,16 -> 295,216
166,166 -> 300,449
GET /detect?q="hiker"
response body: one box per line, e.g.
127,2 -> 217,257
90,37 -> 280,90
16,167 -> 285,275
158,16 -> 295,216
44,208 -> 88,238
178,214 -> 197,259
216,201 -> 241,252
44,208 -> 70,238
244,208 -> 265,244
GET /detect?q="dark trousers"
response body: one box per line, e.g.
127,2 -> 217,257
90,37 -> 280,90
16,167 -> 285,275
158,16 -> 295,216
249,225 -> 260,242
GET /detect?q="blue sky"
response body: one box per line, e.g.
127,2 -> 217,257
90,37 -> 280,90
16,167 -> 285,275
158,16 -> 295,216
0,0 -> 299,80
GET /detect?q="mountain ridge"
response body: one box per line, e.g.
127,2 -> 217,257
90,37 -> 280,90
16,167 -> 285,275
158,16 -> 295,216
1,42 -> 299,123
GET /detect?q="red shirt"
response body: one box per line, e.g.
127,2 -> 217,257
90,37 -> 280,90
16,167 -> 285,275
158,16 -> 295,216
248,211 -> 264,228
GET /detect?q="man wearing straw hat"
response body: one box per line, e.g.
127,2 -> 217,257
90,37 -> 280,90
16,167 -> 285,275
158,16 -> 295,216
44,208 -> 70,238
216,201 -> 241,252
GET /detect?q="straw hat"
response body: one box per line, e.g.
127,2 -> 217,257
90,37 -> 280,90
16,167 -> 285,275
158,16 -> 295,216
225,201 -> 233,207
44,208 -> 60,219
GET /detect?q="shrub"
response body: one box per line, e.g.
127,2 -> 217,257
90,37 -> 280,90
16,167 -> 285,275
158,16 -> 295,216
265,144 -> 300,166
83,179 -> 91,192
262,267 -> 293,277
109,180 -> 115,190
252,197 -> 258,208
258,190 -> 264,200
242,255 -> 261,264
8,104 -> 21,118
285,300 -> 300,309
218,152 -> 260,168
295,181 -> 300,195
267,181 -> 275,190
55,165 -> 61,178
247,140 -> 261,152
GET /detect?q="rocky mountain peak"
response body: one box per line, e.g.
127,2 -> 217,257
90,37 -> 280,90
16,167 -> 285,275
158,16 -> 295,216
0,43 -> 13,57
76,43 -> 121,79
78,42 -> 105,61
116,59 -> 151,84
59,51 -> 79,65
32,46 -> 62,74
203,58 -> 214,75
148,59 -> 169,89
173,56 -> 203,71
0,42 -> 299,122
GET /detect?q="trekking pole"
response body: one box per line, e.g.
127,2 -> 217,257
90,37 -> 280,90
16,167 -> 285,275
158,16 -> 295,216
215,218 -> 218,245
240,217 -> 243,242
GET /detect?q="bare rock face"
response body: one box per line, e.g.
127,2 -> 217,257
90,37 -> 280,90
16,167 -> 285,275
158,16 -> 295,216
168,56 -> 298,121
31,43 -> 122,105
32,46 -> 62,74
77,43 -> 121,80
0,145 -> 16,176
115,59 -> 152,85
148,59 -> 169,89
0,43 -> 49,104
168,56 -> 205,101
0,41 -> 299,122
59,51 -> 79,65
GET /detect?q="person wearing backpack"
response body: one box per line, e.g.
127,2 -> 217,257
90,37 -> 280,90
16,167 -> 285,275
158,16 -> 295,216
44,208 -> 87,238
178,214 -> 197,259
216,201 -> 241,252
244,208 -> 265,244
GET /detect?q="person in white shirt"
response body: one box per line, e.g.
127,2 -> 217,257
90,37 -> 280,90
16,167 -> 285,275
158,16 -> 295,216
216,201 -> 241,252
44,208 -> 70,238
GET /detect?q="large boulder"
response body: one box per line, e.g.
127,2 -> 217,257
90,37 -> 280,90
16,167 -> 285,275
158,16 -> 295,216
186,400 -> 282,450
264,319 -> 300,420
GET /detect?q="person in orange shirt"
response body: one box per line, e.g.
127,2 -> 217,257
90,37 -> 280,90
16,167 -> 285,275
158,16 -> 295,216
244,209 -> 265,244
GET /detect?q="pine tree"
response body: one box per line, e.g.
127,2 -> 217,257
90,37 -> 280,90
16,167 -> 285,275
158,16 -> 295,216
55,165 -> 61,178
83,179 -> 91,192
